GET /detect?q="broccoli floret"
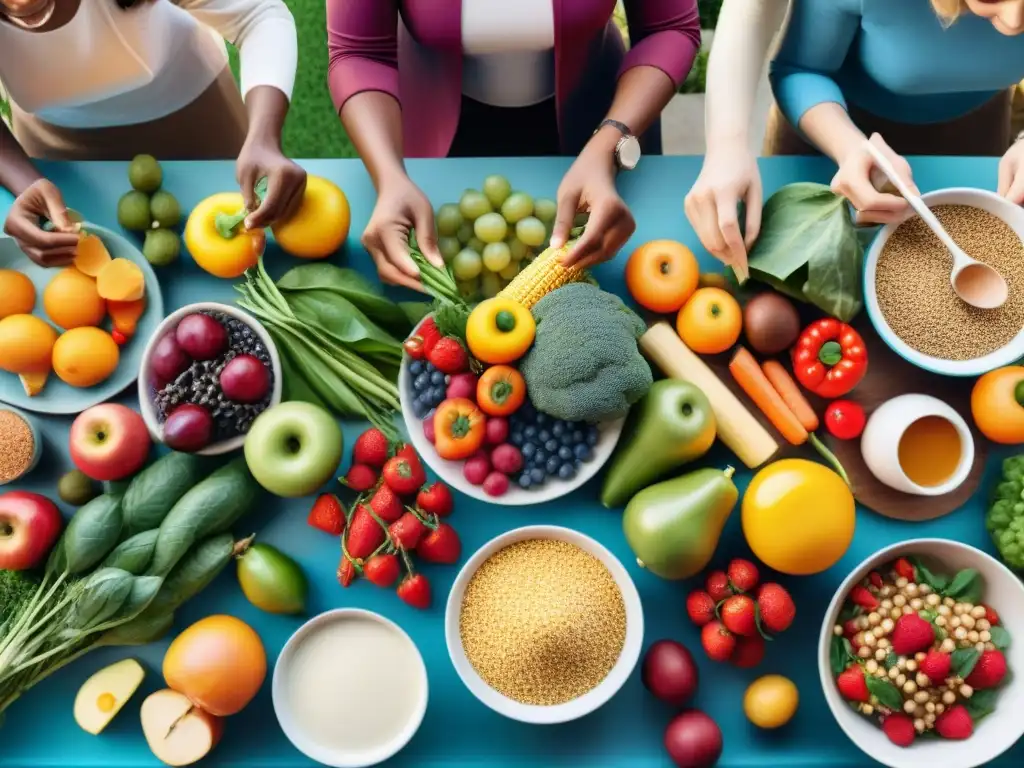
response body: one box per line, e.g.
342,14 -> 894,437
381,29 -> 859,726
988,455 -> 1024,569
520,283 -> 652,423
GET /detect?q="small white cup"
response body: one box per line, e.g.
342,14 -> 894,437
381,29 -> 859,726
860,393 -> 974,496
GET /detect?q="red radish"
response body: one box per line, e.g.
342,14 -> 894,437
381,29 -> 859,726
175,313 -> 227,360
664,710 -> 722,768
463,452 -> 491,485
491,444 -> 523,474
485,417 -> 509,445
482,472 -> 509,497
446,372 -> 478,400
422,416 -> 436,443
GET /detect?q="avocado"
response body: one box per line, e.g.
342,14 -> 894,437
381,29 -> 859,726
143,228 -> 181,267
117,190 -> 152,232
128,154 -> 162,194
150,190 -> 181,228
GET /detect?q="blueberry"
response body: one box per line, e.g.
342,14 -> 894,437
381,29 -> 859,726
424,362 -> 437,372
536,413 -> 548,425
409,360 -> 425,376
558,463 -> 576,480
552,422 -> 565,437
538,429 -> 551,443
524,426 -> 537,439
414,373 -> 429,391
534,450 -> 547,464
546,457 -> 560,475
544,439 -> 558,453
412,402 -> 427,419
586,430 -> 599,447
429,387 -> 446,404
558,446 -> 573,461
572,429 -> 585,444
529,467 -> 545,484
430,371 -> 445,386
560,432 -> 574,446
510,431 -> 524,447
522,442 -> 536,458
518,473 -> 532,489
574,444 -> 592,462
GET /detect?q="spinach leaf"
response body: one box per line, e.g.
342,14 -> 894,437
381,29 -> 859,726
952,647 -> 981,679
945,569 -> 984,604
98,610 -> 174,647
60,494 -> 124,575
908,556 -> 949,592
69,568 -> 134,629
286,290 -> 402,357
147,533 -> 237,616
276,335 -> 328,410
102,530 -> 159,575
966,688 -> 999,723
745,183 -> 863,322
885,652 -> 899,670
865,676 -> 903,711
830,635 -> 851,678
989,625 -> 1011,650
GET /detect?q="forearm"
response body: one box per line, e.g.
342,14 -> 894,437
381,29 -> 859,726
243,85 -> 289,148
604,65 -> 677,140
0,122 -> 42,197
798,102 -> 865,164
339,91 -> 406,189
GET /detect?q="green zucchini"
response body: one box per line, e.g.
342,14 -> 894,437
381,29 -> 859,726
121,452 -> 214,538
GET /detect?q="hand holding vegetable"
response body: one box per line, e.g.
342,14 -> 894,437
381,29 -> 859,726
235,137 -> 306,230
831,133 -> 914,226
791,319 -> 868,399
3,178 -> 80,267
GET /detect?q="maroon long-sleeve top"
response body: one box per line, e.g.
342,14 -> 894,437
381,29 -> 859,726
327,0 -> 701,158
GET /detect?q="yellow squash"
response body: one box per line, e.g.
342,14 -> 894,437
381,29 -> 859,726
271,175 -> 350,259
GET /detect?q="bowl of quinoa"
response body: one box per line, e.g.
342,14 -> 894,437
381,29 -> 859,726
0,407 -> 41,486
819,539 -> 1024,768
445,525 -> 643,724
864,188 -> 1024,377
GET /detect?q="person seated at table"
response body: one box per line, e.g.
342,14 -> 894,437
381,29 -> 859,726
0,0 -> 306,268
326,0 -> 701,289
763,0 -> 1024,229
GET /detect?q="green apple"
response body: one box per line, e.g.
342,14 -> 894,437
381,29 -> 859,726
244,402 -> 343,497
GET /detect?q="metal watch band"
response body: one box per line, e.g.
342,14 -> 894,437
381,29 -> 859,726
597,118 -> 633,137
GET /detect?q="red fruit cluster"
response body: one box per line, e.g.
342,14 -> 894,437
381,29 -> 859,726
684,558 -> 796,668
307,427 -> 461,610
404,318 -> 470,374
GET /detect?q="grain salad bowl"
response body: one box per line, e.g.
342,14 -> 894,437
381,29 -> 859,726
818,539 -> 1024,768
445,525 -> 644,724
864,187 -> 1024,377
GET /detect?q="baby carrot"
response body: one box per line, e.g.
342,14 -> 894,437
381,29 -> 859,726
729,347 -> 809,446
762,360 -> 820,432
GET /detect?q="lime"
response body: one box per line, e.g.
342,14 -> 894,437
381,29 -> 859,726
128,154 -> 162,193
143,228 -> 181,267
117,191 -> 152,232
150,190 -> 181,228
58,470 -> 100,506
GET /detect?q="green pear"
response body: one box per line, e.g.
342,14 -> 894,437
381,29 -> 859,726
623,467 -> 738,580
601,379 -> 716,508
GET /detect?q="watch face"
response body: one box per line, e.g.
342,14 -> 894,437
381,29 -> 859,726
618,136 -> 641,170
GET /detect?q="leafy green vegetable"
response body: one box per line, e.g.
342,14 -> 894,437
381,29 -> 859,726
945,568 -> 984,603
885,652 -> 899,670
989,625 -> 1011,650
966,688 -> 999,722
68,569 -> 134,629
743,183 -> 863,322
908,556 -> 949,592
102,530 -> 159,574
829,635 -> 854,678
865,676 -> 903,711
53,494 -> 123,575
952,647 -> 981,678
287,290 -> 402,359
121,452 -> 213,539
987,455 -> 1024,569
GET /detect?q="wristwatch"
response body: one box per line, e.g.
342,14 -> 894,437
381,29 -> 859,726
596,119 -> 641,171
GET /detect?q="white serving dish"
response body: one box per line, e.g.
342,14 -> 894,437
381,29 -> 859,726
272,608 -> 428,768
398,319 -> 624,506
864,187 -> 1024,377
138,302 -> 282,455
445,525 -> 644,724
860,393 -> 974,496
818,539 -> 1024,768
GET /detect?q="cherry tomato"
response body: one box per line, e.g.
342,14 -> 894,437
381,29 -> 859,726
824,400 -> 866,440
404,336 -> 425,360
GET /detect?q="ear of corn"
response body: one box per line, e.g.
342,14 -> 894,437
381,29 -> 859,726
497,241 -> 587,309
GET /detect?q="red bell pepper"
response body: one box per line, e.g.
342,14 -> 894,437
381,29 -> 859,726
791,319 -> 867,399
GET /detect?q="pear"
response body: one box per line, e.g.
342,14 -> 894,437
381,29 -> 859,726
73,658 -> 145,735
622,467 -> 738,580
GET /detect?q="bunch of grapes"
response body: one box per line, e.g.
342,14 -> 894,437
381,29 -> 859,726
435,175 -> 557,301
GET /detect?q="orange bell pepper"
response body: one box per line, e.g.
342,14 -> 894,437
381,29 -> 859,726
433,398 -> 486,460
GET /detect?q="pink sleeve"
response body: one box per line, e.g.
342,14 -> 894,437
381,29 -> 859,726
326,0 -> 401,114
620,0 -> 702,87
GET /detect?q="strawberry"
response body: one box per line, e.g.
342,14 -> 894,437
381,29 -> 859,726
919,649 -> 952,684
894,557 -> 916,582
337,555 -> 357,587
836,664 -> 869,702
720,595 -> 757,637
868,571 -> 883,589
850,585 -> 879,611
396,443 -> 419,462
353,428 -> 390,467
346,504 -> 386,560
369,483 -> 404,523
757,583 -> 796,634
727,558 -> 759,593
706,570 -> 733,603
891,613 -> 934,656
364,553 -> 401,587
731,635 -> 765,669
428,337 -> 469,374
343,463 -> 378,492
417,481 -> 454,517
417,523 -> 461,564
397,573 -> 431,609
935,705 -> 974,740
383,454 -> 426,496
389,511 -> 427,550
984,605 -> 1001,625
403,336 -> 425,360
882,714 -> 916,748
307,493 -> 345,536
686,590 -> 717,627
417,318 -> 442,356
843,619 -> 860,638
966,649 -> 1007,690
700,620 -> 736,662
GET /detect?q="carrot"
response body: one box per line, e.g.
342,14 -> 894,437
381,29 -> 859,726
762,360 -> 820,432
729,347 -> 809,446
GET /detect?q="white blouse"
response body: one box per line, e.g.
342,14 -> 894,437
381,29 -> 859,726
461,0 -> 556,108
0,0 -> 297,129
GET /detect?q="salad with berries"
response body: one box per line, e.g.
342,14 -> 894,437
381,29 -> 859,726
830,557 -> 1011,747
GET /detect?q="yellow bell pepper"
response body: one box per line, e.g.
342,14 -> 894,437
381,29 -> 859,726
466,297 -> 536,364
184,193 -> 265,279
272,175 -> 351,260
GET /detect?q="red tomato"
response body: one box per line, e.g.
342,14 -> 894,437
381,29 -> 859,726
824,400 -> 866,440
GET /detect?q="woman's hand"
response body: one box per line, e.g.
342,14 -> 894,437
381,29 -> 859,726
362,172 -> 444,291
831,133 -> 915,225
551,141 -> 635,269
235,138 -> 307,230
685,144 -> 762,279
2,179 -> 80,267
998,138 -> 1024,204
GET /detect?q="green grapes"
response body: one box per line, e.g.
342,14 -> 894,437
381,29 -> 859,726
436,203 -> 463,237
459,190 -> 492,221
474,212 -> 508,244
482,241 -> 512,273
501,192 -> 534,224
482,175 -> 512,208
515,216 -> 547,247
499,261 -> 520,281
438,236 -> 461,262
534,198 -> 557,223
481,271 -> 502,299
456,221 -> 474,244
452,248 -> 483,280
507,237 -> 528,263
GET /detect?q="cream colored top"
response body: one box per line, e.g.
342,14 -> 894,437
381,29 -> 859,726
461,0 -> 556,108
0,0 -> 296,129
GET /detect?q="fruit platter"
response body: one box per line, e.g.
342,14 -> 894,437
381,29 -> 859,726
3,155 -> 1024,768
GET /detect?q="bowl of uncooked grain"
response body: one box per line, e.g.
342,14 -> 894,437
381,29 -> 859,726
445,525 -> 643,724
865,188 -> 1024,376
0,407 -> 42,486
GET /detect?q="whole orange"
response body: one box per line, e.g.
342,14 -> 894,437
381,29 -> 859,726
625,240 -> 699,313
0,314 -> 58,373
163,615 -> 267,717
43,267 -> 106,330
0,269 -> 36,319
971,366 -> 1024,444
676,287 -> 743,354
52,327 -> 119,387
272,175 -> 350,259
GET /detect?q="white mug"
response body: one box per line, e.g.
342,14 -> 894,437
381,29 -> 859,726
860,393 -> 974,497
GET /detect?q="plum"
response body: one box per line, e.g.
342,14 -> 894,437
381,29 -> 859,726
220,355 -> 270,403
664,710 -> 722,768
175,313 -> 227,361
642,640 -> 699,706
491,444 -> 523,475
485,416 -> 509,446
151,333 -> 190,384
422,414 -> 436,444
446,372 -> 478,400
482,471 -> 509,497
163,405 -> 214,452
463,451 -> 491,485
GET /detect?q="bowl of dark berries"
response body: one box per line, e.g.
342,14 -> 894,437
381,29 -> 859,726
138,303 -> 282,455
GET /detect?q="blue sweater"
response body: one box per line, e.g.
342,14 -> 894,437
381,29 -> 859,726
770,0 -> 1024,126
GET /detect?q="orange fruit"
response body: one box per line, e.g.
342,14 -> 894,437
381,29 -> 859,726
272,175 -> 350,259
0,270 -> 36,319
52,327 -> 119,387
0,314 -> 58,374
43,267 -> 106,330
73,234 -> 113,277
676,287 -> 743,355
625,240 -> 699,313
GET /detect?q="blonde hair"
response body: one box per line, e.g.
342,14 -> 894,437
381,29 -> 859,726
931,0 -> 965,23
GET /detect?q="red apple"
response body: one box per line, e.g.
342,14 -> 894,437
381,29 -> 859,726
70,404 -> 152,481
0,491 -> 63,571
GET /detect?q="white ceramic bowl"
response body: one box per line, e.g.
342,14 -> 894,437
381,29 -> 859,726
272,608 -> 428,768
0,406 -> 42,486
445,525 -> 644,724
818,539 -> 1024,768
138,302 -> 282,455
864,187 -> 1024,377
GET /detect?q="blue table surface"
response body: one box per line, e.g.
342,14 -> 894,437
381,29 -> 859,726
0,156 -> 1018,768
